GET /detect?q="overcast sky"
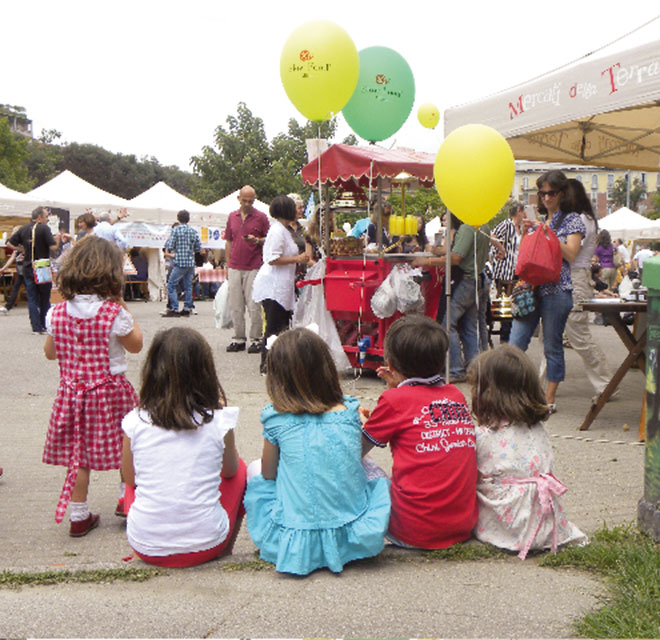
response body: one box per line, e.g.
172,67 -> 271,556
3,0 -> 659,172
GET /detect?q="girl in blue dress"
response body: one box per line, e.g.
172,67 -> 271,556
243,327 -> 391,575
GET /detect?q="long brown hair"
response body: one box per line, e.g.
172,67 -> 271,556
140,327 -> 226,431
57,236 -> 124,300
266,328 -> 343,414
467,344 -> 549,427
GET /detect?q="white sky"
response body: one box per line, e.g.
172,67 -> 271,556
3,0 -> 659,172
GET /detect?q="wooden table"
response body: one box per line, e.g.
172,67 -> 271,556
579,300 -> 647,431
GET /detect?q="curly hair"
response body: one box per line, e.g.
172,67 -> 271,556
57,236 -> 124,300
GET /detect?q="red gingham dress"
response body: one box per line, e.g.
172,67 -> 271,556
43,300 -> 138,523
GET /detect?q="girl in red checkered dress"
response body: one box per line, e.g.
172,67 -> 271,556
43,236 -> 143,537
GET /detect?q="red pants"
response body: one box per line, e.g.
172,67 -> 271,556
130,458 -> 247,568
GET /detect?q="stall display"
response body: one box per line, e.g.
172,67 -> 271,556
301,144 -> 442,369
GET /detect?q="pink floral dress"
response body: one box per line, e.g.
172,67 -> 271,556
474,421 -> 587,559
43,300 -> 138,522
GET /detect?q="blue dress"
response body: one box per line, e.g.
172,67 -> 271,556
244,396 -> 391,575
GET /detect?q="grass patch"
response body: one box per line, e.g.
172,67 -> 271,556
540,523 -> 660,638
424,541 -> 507,562
0,567 -> 164,589
220,558 -> 273,572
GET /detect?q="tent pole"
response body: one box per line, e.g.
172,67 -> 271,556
377,177 -> 383,254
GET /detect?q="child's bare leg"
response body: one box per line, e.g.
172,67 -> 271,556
71,467 -> 90,503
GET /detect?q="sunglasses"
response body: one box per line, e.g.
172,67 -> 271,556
538,189 -> 559,198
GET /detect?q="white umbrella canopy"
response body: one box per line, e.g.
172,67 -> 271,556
444,38 -> 660,171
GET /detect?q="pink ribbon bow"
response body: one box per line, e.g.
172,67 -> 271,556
501,472 -> 567,560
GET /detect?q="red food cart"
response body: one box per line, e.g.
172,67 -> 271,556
300,144 -> 444,369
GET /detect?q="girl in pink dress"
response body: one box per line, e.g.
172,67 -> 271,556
467,345 -> 587,559
43,236 -> 143,536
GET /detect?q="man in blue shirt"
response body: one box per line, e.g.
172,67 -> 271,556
163,210 -> 201,317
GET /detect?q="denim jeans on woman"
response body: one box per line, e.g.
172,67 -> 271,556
510,289 -> 573,383
449,278 -> 479,379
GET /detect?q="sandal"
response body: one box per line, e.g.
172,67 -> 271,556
547,403 -> 557,415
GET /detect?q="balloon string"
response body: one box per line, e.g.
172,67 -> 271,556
317,122 -> 324,257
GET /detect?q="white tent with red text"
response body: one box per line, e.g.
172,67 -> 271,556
444,37 -> 660,171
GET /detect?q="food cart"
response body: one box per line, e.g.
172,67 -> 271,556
300,144 -> 442,369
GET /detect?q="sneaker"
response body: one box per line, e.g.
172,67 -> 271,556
247,341 -> 263,354
115,498 -> 126,517
32,330 -> 47,335
160,309 -> 180,318
179,309 -> 191,317
226,342 -> 246,352
0,306 -> 8,314
69,513 -> 100,537
449,375 -> 467,384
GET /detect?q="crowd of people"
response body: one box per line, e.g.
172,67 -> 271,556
0,182 -> 603,576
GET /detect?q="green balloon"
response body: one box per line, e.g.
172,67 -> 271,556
342,46 -> 415,143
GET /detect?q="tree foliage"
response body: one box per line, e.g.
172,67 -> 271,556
611,176 -> 647,211
389,186 -> 446,220
0,118 -> 34,191
191,102 -> 357,205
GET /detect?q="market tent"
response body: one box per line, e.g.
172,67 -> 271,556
0,182 -> 38,218
598,206 -> 660,241
208,190 -> 271,217
25,170 -> 130,214
301,144 -> 435,189
444,39 -> 660,171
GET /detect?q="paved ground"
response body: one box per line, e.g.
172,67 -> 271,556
0,299 -> 647,638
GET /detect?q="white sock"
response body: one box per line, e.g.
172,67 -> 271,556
69,501 -> 90,522
119,482 -> 126,499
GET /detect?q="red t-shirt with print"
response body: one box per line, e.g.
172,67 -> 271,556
363,383 -> 477,549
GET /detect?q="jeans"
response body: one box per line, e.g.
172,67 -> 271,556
24,272 -> 51,332
449,278 -> 479,378
510,289 -> 573,383
167,264 -> 194,312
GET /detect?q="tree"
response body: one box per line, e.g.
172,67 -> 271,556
0,117 -> 34,191
191,103 -> 273,204
191,103 -> 358,204
611,176 -> 647,211
389,186 -> 446,220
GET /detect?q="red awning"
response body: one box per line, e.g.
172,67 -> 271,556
301,144 -> 436,189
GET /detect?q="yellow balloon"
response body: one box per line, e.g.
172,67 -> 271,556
280,20 -> 359,122
434,124 -> 515,227
417,103 -> 440,129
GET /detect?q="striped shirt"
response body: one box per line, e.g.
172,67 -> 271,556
491,218 -> 520,282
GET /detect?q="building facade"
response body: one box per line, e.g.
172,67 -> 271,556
514,162 -> 660,216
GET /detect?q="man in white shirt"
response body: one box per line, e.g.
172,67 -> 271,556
633,243 -> 655,277
614,238 -> 630,264
95,212 -> 129,249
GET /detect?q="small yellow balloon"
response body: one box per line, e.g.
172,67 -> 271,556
434,124 -> 515,227
417,103 -> 440,129
280,20 -> 359,122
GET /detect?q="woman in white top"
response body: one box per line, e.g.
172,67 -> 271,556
564,179 -> 612,399
121,327 -> 247,567
252,195 -> 309,373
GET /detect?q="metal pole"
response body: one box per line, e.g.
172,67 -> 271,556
377,178 -> 383,254
626,171 -> 631,209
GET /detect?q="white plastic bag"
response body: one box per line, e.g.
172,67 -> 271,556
213,280 -> 232,329
370,273 -> 397,319
292,260 -> 352,372
390,264 -> 425,314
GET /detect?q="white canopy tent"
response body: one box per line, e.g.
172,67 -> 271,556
25,170 -> 130,216
444,38 -> 660,171
208,189 -> 271,218
598,206 -> 660,241
0,182 -> 38,218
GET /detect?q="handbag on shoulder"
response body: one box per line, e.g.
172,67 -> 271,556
511,281 -> 536,318
31,223 -> 53,284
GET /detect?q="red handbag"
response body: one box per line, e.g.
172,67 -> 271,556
515,225 -> 562,286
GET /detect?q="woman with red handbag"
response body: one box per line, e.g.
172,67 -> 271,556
510,171 -> 585,414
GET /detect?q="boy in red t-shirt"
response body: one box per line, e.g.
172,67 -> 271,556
361,315 -> 477,549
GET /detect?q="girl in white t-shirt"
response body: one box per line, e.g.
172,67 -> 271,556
121,327 -> 247,567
